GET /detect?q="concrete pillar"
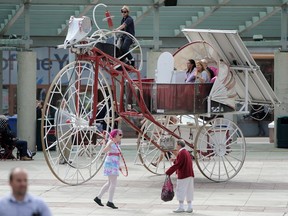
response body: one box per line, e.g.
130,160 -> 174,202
274,50 -> 288,146
17,51 -> 36,151
146,51 -> 162,79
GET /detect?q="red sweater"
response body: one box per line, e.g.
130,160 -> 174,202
165,148 -> 194,179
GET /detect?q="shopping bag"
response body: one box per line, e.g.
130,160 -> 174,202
161,175 -> 174,202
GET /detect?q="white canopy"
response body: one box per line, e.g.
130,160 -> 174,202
182,29 -> 280,107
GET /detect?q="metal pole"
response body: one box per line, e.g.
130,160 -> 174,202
24,0 -> 31,50
281,4 -> 288,51
153,5 -> 160,51
0,51 -> 3,114
244,68 -> 249,113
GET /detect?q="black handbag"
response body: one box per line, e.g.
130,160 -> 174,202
161,175 -> 174,202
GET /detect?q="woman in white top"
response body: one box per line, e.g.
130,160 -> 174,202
194,61 -> 210,83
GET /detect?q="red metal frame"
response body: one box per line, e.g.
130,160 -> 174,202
76,46 -> 187,151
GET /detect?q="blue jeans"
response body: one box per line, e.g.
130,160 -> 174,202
15,140 -> 28,157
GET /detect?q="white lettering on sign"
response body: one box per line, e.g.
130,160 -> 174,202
2,48 -> 69,84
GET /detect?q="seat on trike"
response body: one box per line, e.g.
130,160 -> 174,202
149,82 -> 212,115
125,81 -> 234,115
95,42 -> 122,59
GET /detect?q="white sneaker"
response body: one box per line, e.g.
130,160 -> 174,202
173,207 -> 185,213
186,208 -> 193,213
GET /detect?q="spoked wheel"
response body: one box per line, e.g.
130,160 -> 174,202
41,60 -> 114,185
194,117 -> 246,182
91,30 -> 143,71
137,115 -> 180,175
90,29 -> 111,41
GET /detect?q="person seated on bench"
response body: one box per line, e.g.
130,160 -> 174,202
185,59 -> 197,83
0,117 -> 34,161
200,59 -> 215,80
194,61 -> 211,83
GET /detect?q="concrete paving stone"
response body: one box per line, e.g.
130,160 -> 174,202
192,210 -> 240,216
238,213 -> 283,216
245,200 -> 287,208
1,138 -> 288,215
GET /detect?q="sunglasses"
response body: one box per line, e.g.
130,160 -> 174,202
121,10 -> 128,13
118,134 -> 123,136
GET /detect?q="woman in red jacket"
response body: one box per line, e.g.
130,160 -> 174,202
166,139 -> 194,213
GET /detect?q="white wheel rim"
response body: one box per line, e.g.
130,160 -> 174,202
41,60 -> 114,185
137,116 -> 179,175
194,118 -> 246,182
90,30 -> 143,71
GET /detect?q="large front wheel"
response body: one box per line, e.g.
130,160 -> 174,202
41,60 -> 114,185
194,118 -> 246,182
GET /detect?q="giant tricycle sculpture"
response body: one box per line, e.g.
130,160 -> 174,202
41,4 -> 280,185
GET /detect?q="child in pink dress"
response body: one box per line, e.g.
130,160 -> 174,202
93,129 -> 123,209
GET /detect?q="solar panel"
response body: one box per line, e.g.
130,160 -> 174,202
182,29 -> 280,106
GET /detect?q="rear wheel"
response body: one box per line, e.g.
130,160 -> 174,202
137,116 -> 180,175
194,118 -> 246,182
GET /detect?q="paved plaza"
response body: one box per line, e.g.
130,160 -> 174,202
1,137 -> 288,216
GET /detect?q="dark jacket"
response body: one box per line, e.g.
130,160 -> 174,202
0,125 -> 16,146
